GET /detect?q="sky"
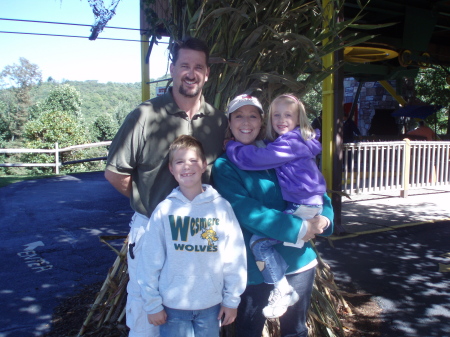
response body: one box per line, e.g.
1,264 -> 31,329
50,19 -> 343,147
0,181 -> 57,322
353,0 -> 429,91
0,0 -> 170,84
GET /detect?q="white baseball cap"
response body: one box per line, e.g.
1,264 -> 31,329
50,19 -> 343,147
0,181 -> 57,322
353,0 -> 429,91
227,94 -> 264,117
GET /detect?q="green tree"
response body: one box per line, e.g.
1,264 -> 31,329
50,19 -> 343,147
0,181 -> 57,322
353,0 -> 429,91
0,100 -> 13,142
0,58 -> 42,140
23,110 -> 91,174
415,66 -> 450,135
30,84 -> 82,120
92,113 -> 119,141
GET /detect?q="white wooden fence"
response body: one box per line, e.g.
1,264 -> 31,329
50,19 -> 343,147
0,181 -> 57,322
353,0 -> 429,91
343,140 -> 450,197
0,141 -> 112,174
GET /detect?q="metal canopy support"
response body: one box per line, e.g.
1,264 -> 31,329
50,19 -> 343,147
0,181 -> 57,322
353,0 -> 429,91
379,80 -> 407,106
349,81 -> 363,120
141,36 -> 150,102
322,0 -> 346,233
140,0 -> 150,101
332,49 -> 345,234
321,0 -> 334,194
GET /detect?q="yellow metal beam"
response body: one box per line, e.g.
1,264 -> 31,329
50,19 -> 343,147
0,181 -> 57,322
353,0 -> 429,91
379,80 -> 407,106
141,35 -> 150,102
140,1 -> 150,101
321,0 -> 334,191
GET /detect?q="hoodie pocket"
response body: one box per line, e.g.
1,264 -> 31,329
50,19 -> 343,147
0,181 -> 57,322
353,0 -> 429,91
161,274 -> 223,309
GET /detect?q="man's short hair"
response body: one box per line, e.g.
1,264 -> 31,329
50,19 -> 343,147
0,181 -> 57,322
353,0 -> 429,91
168,135 -> 207,164
170,37 -> 210,65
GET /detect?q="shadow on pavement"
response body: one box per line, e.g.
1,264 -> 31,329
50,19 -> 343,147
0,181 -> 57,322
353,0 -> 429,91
317,222 -> 450,337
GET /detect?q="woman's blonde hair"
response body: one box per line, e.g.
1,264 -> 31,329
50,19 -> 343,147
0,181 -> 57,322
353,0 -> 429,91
266,94 -> 315,141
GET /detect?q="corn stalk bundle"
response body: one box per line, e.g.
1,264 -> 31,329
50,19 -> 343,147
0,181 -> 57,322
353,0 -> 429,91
142,0 -> 377,110
77,236 -> 129,337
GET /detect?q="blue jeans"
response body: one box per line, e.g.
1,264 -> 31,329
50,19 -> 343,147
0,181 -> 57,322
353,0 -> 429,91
250,204 -> 321,284
250,235 -> 287,284
160,304 -> 221,337
235,267 -> 316,337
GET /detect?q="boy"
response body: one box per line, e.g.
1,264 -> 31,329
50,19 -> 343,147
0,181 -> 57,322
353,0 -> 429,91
136,135 -> 247,337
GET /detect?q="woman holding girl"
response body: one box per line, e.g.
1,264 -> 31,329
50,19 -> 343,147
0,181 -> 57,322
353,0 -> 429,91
212,94 -> 333,337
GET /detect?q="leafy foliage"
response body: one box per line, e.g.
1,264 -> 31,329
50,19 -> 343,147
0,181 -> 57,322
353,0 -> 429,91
30,84 -> 82,119
0,75 -> 171,175
0,57 -> 42,89
0,100 -> 12,142
142,0 -> 375,111
0,59 -> 170,147
92,113 -> 120,141
22,109 -> 92,174
415,66 -> 450,135
0,58 -> 43,140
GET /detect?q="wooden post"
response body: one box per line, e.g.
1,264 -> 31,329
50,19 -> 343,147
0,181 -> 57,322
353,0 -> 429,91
401,138 -> 411,198
55,142 -> 59,175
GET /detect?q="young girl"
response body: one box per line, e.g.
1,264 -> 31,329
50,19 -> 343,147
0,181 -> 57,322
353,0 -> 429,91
225,94 -> 328,319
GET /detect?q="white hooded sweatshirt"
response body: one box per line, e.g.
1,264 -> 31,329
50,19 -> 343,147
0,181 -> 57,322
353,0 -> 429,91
136,184 -> 247,315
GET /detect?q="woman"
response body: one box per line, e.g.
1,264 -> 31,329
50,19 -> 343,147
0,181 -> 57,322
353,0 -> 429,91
212,94 -> 334,337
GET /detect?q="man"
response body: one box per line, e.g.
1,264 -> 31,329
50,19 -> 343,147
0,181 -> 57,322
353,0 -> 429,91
105,37 -> 228,337
343,110 -> 361,144
342,109 -> 361,171
406,120 -> 437,141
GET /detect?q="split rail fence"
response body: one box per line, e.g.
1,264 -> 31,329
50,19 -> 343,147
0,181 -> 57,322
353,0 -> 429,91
0,141 -> 112,174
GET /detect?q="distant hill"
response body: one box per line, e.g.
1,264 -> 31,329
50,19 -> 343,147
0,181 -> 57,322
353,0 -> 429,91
28,77 -> 171,124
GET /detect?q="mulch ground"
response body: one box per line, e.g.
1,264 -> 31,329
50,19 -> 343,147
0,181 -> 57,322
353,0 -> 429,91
43,280 -> 382,337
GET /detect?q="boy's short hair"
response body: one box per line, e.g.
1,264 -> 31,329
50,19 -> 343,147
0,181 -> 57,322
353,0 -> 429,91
168,135 -> 207,164
170,37 -> 210,65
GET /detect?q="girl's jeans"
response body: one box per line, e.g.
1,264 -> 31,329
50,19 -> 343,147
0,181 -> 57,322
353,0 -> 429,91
250,204 -> 322,284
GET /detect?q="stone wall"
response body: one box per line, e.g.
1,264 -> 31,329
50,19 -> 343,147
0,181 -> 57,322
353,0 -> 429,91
343,78 -> 399,136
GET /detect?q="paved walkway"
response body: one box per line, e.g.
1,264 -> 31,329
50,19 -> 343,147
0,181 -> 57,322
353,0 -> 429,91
319,185 -> 450,337
339,185 -> 450,237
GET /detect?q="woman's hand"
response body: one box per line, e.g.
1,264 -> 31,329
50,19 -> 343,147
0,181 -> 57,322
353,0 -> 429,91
302,215 -> 330,241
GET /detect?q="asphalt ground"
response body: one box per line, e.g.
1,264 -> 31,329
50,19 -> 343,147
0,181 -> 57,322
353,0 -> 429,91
0,171 -> 449,336
317,221 -> 450,337
0,172 -> 131,337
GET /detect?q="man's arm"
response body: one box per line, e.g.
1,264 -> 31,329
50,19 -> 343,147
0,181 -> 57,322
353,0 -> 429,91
104,169 -> 132,198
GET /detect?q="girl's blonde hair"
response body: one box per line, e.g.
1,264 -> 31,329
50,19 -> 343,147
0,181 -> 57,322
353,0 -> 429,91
266,94 -> 316,141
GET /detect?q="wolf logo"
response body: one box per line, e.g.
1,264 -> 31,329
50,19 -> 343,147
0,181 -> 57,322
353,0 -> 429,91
201,228 -> 218,246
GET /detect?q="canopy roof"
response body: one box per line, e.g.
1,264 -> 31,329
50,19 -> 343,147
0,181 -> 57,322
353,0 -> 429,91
343,0 -> 450,80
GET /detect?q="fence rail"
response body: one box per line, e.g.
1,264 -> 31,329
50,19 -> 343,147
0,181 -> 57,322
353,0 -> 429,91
0,141 -> 112,174
343,140 -> 450,197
